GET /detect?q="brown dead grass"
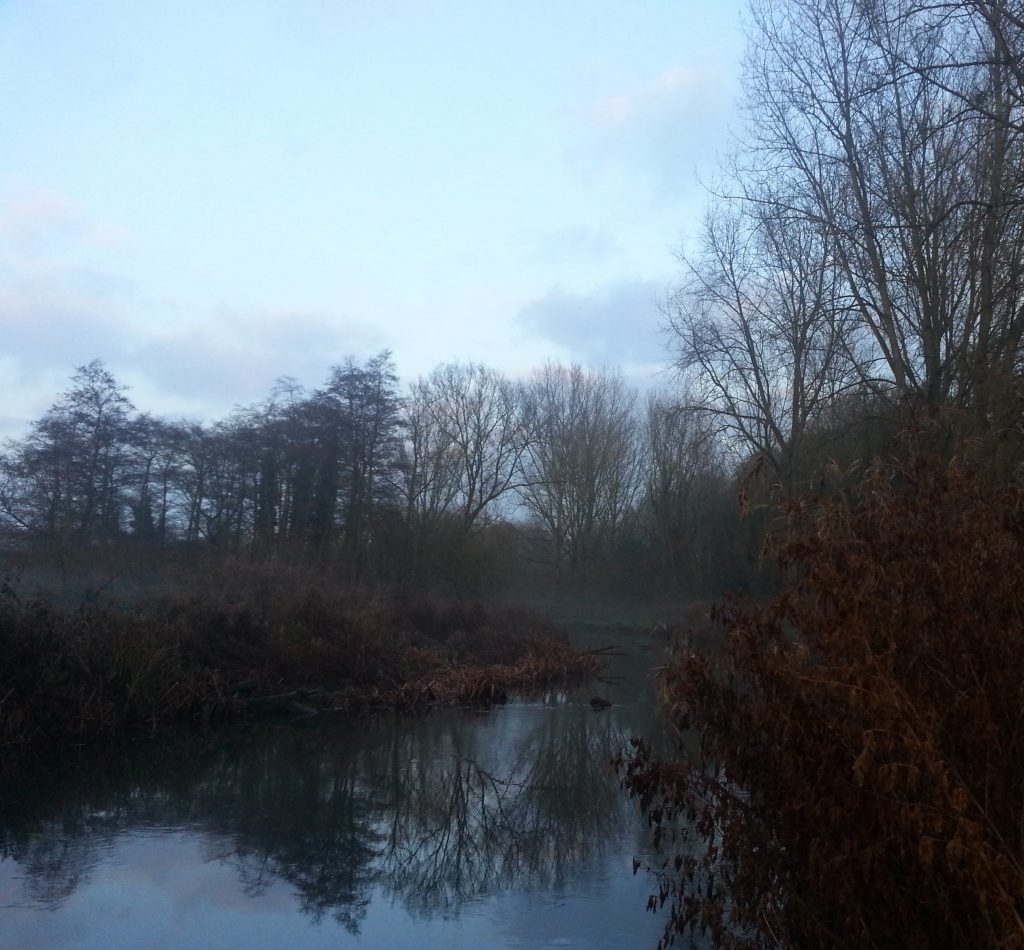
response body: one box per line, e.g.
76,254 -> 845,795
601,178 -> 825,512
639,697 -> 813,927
0,580 -> 596,748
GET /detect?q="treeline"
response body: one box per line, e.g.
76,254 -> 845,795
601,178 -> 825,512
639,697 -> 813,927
0,356 -> 746,598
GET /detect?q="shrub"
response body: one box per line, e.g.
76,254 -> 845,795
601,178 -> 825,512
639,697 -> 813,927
621,430 -> 1024,948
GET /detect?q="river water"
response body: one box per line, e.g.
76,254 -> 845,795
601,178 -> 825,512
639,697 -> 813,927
0,621 -> 672,949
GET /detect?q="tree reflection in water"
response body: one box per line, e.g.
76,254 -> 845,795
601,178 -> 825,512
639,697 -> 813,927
375,711 -> 625,916
12,833 -> 98,908
0,698 -> 643,932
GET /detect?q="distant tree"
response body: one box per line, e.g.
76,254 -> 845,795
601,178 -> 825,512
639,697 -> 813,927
519,364 -> 642,587
643,395 -> 729,594
158,415 -> 257,550
0,360 -> 136,546
315,351 -> 403,581
408,363 -> 533,533
126,414 -> 186,541
395,363 -> 535,593
400,377 -> 462,535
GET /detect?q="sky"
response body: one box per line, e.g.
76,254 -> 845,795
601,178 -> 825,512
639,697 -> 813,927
0,0 -> 745,436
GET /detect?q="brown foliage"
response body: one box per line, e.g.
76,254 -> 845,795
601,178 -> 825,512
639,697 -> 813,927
0,581 -> 595,748
620,429 -> 1024,948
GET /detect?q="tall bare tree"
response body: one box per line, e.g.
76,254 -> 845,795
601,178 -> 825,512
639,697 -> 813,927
519,364 -> 642,585
0,360 -> 136,545
666,199 -> 859,485
307,352 -> 403,579
406,363 -> 533,533
741,0 -> 1024,416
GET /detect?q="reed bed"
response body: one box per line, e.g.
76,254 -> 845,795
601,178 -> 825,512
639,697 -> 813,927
0,580 -> 596,748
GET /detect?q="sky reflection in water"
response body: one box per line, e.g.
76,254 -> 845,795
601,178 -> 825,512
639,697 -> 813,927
0,628 -> 671,949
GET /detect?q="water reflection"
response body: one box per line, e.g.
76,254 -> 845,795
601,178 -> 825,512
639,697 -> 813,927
1,650 -> 666,946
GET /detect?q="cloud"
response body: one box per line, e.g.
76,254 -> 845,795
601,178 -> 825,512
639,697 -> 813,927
516,279 -> 670,372
0,184 -> 138,400
581,62 -> 737,198
0,271 -> 131,370
521,226 -> 620,271
590,65 -> 721,128
0,183 -> 389,431
0,264 -> 146,435
0,186 -> 132,258
127,307 -> 390,414
1,190 -> 80,246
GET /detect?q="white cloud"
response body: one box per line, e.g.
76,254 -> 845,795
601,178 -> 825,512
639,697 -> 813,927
0,185 -> 133,258
521,226 -> 621,271
0,184 -> 138,398
0,277 -> 127,370
589,65 -> 720,128
0,183 -> 390,432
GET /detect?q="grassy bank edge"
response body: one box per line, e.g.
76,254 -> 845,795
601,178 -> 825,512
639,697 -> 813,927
0,583 -> 599,749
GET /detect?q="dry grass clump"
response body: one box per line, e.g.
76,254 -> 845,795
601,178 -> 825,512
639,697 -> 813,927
620,431 -> 1024,949
0,587 -> 206,746
0,581 -> 595,748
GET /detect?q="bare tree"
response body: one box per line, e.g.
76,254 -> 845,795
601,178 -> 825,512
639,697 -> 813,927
399,380 -> 461,536
0,360 -> 136,545
127,414 -> 186,541
666,199 -> 859,485
643,395 -> 728,593
405,363 -> 533,534
740,0 -> 1024,417
519,364 -> 642,585
314,351 -> 403,579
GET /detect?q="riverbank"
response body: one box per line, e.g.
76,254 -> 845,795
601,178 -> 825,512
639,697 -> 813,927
0,613 -> 667,950
0,577 -> 598,749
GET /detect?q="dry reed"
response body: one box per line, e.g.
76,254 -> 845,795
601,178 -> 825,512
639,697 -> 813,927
0,581 -> 596,748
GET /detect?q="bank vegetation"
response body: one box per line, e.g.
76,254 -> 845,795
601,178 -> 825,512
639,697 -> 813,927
0,567 -> 596,749
620,0 -> 1024,945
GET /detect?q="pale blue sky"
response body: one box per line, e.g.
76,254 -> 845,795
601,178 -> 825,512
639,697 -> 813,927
0,0 -> 744,433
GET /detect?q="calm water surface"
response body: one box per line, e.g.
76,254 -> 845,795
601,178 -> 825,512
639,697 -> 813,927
0,622 -> 672,949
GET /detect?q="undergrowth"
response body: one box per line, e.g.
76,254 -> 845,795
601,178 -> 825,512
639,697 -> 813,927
0,583 -> 596,748
620,427 -> 1024,948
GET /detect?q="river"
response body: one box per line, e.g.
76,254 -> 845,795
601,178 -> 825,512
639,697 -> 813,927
0,620 -> 674,949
